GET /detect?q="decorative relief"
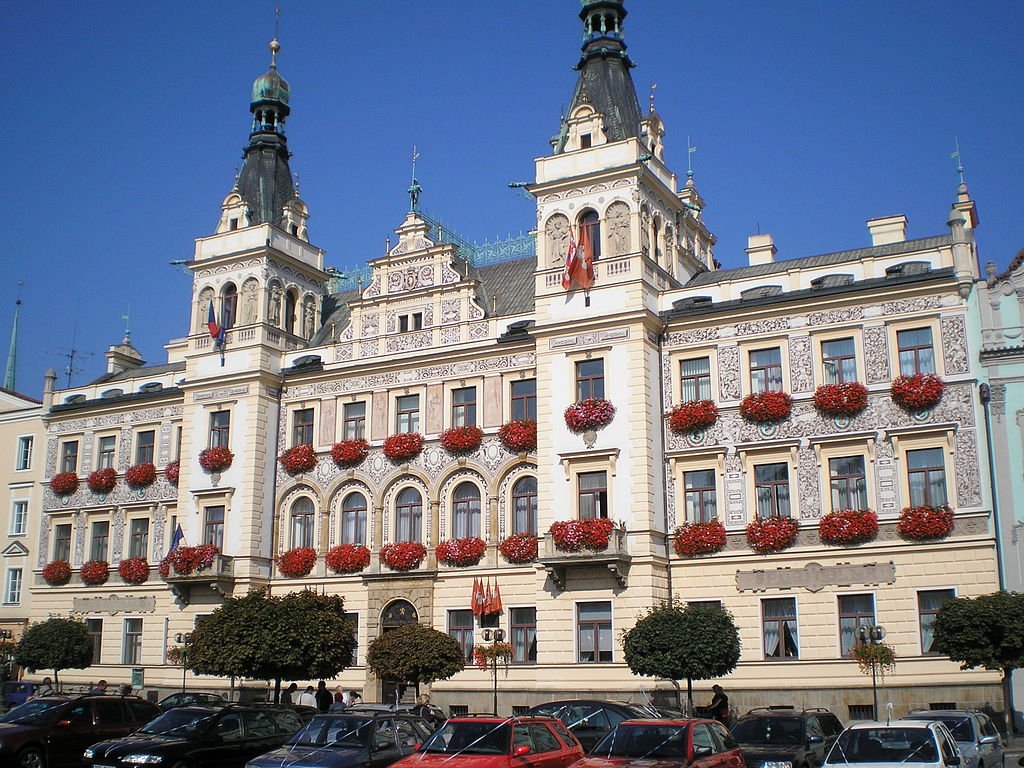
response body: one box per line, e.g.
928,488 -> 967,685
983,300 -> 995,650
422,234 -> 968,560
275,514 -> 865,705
468,302 -> 485,321
736,318 -> 790,336
796,446 -> 820,519
360,339 -> 379,357
49,407 -> 184,435
665,327 -> 720,347
361,314 -> 380,337
423,306 -> 434,326
387,265 -> 435,294
440,327 -> 460,345
882,296 -> 942,315
863,326 -> 890,383
386,332 -> 432,354
941,315 -> 969,374
549,328 -> 629,351
954,429 -> 982,507
665,460 -> 677,530
808,307 -> 864,326
545,214 -> 571,265
468,323 -> 488,340
363,275 -> 382,298
334,344 -> 353,362
788,336 -> 814,393
441,300 -> 461,324
441,263 -> 460,284
497,464 -> 537,541
989,383 -> 1007,418
718,346 -> 741,400
737,561 -> 896,593
606,202 -> 631,257
723,454 -> 745,527
72,595 -> 157,614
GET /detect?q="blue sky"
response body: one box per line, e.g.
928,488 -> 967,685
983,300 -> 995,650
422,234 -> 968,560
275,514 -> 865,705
4,1 -> 1022,398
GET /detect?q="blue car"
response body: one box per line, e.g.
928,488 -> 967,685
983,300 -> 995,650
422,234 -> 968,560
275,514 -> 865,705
1,682 -> 39,709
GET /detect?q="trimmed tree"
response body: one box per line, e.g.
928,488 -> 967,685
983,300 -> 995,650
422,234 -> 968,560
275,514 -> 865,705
14,617 -> 93,690
622,600 -> 741,713
366,623 -> 465,698
187,589 -> 356,703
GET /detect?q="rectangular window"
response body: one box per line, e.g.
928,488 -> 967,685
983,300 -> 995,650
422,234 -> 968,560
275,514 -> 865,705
122,618 -> 143,665
578,471 -> 608,520
511,607 -> 537,664
341,494 -> 367,544
755,463 -> 791,518
897,327 -> 936,375
60,441 -> 79,473
174,425 -> 183,460
687,600 -> 724,610
822,338 -> 858,384
683,470 -> 717,523
577,601 -> 613,663
135,430 -> 155,465
575,359 -> 605,401
399,313 -> 424,333
204,506 -> 225,550
4,569 -> 22,604
291,502 -> 315,548
680,357 -> 712,401
128,519 -> 149,559
580,133 -> 592,149
762,597 -> 799,659
907,448 -> 948,507
53,523 -> 72,562
919,589 -> 955,654
396,395 -> 420,433
511,379 -> 537,421
448,610 -> 475,661
829,456 -> 868,510
838,593 -> 876,656
16,435 -> 33,470
91,521 -> 110,562
344,612 -> 359,666
343,402 -> 366,440
97,435 -> 116,469
10,501 -> 28,536
292,408 -> 314,446
86,618 -> 103,664
210,410 -> 231,448
452,387 -> 477,427
749,348 -> 783,393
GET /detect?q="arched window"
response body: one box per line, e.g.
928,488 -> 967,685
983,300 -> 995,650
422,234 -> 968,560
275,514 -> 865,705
395,488 -> 422,542
290,497 -> 315,548
512,477 -> 538,535
285,289 -> 297,334
581,210 -> 601,260
452,483 -> 481,539
341,492 -> 367,545
221,283 -> 238,330
381,599 -> 418,631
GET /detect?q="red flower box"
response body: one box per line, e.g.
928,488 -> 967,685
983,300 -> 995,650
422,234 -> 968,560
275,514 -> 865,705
276,546 -> 317,577
891,373 -> 945,411
498,533 -> 539,564
125,462 -> 157,489
42,560 -> 72,586
668,400 -> 719,434
326,543 -> 371,574
897,505 -> 954,540
118,557 -> 150,584
380,541 -> 427,571
745,516 -> 800,554
473,641 -> 514,670
440,426 -> 484,456
49,472 -> 79,496
673,519 -> 727,557
819,509 -> 879,546
160,544 -> 220,578
550,518 -> 616,552
814,383 -> 869,418
165,460 -> 180,485
80,559 -> 110,586
87,467 -> 117,494
279,444 -> 317,476
436,536 -> 486,567
498,420 -> 537,453
383,433 -> 424,463
740,391 -> 793,424
331,439 -> 369,468
198,446 -> 234,472
564,398 -> 616,433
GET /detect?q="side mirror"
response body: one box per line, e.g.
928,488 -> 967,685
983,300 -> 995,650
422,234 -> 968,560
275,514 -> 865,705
944,758 -> 961,768
979,736 -> 999,746
514,745 -> 532,757
695,746 -> 713,758
375,738 -> 393,750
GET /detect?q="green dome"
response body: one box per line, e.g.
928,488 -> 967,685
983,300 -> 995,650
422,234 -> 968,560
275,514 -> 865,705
251,39 -> 290,106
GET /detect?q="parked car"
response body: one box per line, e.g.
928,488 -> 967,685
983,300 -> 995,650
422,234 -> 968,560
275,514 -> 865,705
2,682 -> 40,710
731,707 -> 844,768
824,720 -> 961,768
157,691 -> 229,711
246,711 -> 432,768
901,711 -> 1003,768
581,718 -> 743,768
525,699 -> 667,752
346,703 -> 447,729
0,694 -> 159,768
391,715 -> 583,768
82,703 -> 305,768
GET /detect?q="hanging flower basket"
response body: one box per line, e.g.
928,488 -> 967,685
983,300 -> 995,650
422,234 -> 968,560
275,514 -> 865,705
564,398 -> 616,433
740,391 -> 793,424
80,560 -> 110,586
668,400 -> 719,434
745,515 -> 800,554
159,544 -> 220,578
279,444 -> 317,476
440,425 -> 484,456
383,433 -> 424,463
331,439 -> 369,468
550,518 -> 617,552
198,446 -> 234,472
897,505 -> 954,540
436,536 -> 486,567
380,541 -> 427,571
276,546 -> 318,577
673,519 -> 727,557
814,383 -> 869,418
42,560 -> 72,586
118,557 -> 150,584
49,472 -> 79,496
87,467 -> 118,494
125,462 -> 157,489
473,641 -> 514,670
498,420 -> 537,453
326,543 -> 371,574
165,460 -> 180,485
891,373 -> 945,411
498,533 -> 539,564
819,509 -> 879,546
852,641 -> 897,675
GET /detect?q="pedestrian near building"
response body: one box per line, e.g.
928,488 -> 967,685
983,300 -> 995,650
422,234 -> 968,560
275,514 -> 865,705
90,680 -> 108,695
297,685 -> 317,708
281,682 -> 298,705
315,680 -> 332,713
37,677 -> 54,697
709,685 -> 729,725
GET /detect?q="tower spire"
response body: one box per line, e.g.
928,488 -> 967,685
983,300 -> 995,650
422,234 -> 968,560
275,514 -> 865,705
3,283 -> 22,391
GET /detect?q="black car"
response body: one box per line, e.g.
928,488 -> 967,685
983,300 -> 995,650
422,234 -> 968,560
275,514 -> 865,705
524,700 -> 667,752
82,703 -> 305,768
158,692 -> 229,711
730,707 -> 844,768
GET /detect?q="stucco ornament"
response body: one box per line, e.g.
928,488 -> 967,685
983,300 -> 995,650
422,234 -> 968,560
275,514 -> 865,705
545,214 -> 570,265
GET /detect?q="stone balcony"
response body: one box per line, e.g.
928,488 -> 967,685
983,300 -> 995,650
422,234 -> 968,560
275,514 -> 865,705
163,555 -> 235,606
537,527 -> 631,591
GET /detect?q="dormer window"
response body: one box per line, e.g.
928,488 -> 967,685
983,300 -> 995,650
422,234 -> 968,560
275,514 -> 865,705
580,133 -> 592,149
399,312 -> 423,333
229,218 -> 239,231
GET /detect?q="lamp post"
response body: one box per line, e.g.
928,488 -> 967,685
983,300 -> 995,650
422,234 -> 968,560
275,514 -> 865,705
858,624 -> 886,720
481,628 -> 505,716
174,632 -> 191,694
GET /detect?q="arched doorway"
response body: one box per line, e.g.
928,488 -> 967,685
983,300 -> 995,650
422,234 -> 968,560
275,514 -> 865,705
380,600 -> 418,705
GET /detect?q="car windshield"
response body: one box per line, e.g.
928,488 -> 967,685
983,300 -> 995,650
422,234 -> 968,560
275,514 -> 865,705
0,699 -> 66,726
138,708 -> 217,736
592,724 -> 690,759
732,717 -> 804,746
420,721 -> 510,755
916,717 -> 972,742
827,727 -> 938,764
288,716 -> 373,748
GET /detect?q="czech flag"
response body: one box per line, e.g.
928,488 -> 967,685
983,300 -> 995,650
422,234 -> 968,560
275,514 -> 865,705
207,301 -> 221,339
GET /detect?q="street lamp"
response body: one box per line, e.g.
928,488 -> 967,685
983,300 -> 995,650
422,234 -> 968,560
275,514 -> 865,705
858,624 -> 886,720
174,632 -> 192,694
480,628 -> 506,716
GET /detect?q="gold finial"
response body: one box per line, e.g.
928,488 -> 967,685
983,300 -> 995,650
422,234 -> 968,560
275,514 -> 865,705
269,38 -> 280,68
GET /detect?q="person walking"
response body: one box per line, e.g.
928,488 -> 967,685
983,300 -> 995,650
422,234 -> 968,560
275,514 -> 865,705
37,677 -> 54,697
297,685 -> 317,708
281,683 -> 298,705
709,685 -> 730,724
315,680 -> 332,713
90,680 -> 108,695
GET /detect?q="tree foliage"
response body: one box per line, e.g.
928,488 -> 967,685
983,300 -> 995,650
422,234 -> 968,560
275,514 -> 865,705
14,617 -> 93,687
366,623 -> 465,686
932,591 -> 1024,677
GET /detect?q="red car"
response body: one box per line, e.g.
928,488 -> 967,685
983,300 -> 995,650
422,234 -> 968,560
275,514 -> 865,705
391,715 -> 583,768
579,719 -> 744,768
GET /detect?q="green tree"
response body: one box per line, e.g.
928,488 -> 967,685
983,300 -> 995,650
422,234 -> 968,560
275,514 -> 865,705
188,589 -> 356,702
622,600 -> 741,712
366,623 -> 465,696
14,617 -> 93,689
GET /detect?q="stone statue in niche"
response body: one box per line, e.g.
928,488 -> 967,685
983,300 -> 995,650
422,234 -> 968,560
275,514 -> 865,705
640,207 -> 651,255
545,213 -> 570,265
241,278 -> 259,324
268,285 -> 282,326
197,287 -> 214,332
302,302 -> 315,338
607,201 -> 631,255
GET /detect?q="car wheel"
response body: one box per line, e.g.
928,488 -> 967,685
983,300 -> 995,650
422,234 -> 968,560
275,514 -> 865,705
17,747 -> 45,768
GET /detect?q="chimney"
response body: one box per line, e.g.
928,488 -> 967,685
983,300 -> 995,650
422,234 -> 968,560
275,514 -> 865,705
866,215 -> 908,246
745,234 -> 776,266
42,368 -> 57,409
105,335 -> 145,375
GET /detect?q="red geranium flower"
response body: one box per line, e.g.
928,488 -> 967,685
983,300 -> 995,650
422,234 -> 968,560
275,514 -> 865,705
279,444 -> 317,476
819,509 -> 879,546
383,433 -> 424,463
745,516 -> 799,554
275,546 -> 317,577
49,472 -> 79,496
87,467 -> 117,494
160,544 -> 220,578
118,557 -> 150,584
380,541 -> 427,571
436,536 -> 486,567
42,560 -> 72,586
498,420 -> 537,453
673,519 -> 727,556
331,439 -> 369,468
498,533 -> 539,564
125,462 -> 157,489
897,505 -> 954,540
326,543 -> 371,574
891,374 -> 945,411
668,400 -> 719,434
550,518 -> 616,552
564,398 -> 616,433
80,560 -> 110,586
740,391 -> 792,424
439,426 -> 484,456
165,460 -> 180,485
198,446 -> 234,472
473,641 -> 514,670
814,383 -> 869,418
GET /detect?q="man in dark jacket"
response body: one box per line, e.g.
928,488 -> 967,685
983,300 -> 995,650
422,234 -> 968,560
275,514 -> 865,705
315,680 -> 332,712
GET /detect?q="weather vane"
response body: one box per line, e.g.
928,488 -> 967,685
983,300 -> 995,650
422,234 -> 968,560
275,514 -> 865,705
122,306 -> 131,340
950,137 -> 966,185
686,136 -> 697,179
408,146 -> 423,211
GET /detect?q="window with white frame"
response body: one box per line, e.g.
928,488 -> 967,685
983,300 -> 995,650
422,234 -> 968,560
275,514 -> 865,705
204,506 -> 225,549
16,435 -> 33,471
512,477 -> 538,535
754,463 -> 791,518
122,618 -> 143,665
897,327 -> 936,375
4,568 -> 22,604
452,483 -> 481,538
918,589 -> 955,654
97,435 -> 116,469
10,501 -> 28,536
344,612 -> 359,665
511,607 -> 537,664
575,359 -> 605,400
395,395 -> 420,433
680,357 -> 712,401
838,593 -> 875,657
343,402 -> 366,440
395,488 -> 422,541
578,471 -> 608,519
822,338 -> 858,384
829,456 -> 868,510
451,387 -> 477,427
762,597 -> 799,659
749,347 -> 783,393
907,448 -> 948,507
292,408 -> 314,446
290,497 -> 315,548
683,469 -> 717,522
341,492 -> 367,544
577,601 -> 613,663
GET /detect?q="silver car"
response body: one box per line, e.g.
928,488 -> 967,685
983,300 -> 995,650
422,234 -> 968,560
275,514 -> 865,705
901,711 -> 1003,768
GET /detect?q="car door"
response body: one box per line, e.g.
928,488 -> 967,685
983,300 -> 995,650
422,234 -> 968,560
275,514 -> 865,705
806,716 -> 828,767
191,710 -> 246,767
692,722 -> 729,768
47,699 -> 100,768
528,722 -> 576,768
974,715 -> 1002,768
395,717 -> 425,757
708,721 -> 744,768
370,717 -> 403,768
241,710 -> 283,762
561,704 -> 609,752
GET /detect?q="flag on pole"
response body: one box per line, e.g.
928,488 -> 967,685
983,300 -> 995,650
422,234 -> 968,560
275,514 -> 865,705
167,524 -> 184,556
561,227 -> 579,290
207,301 -> 220,339
489,581 -> 502,615
471,578 -> 484,616
578,223 -> 595,291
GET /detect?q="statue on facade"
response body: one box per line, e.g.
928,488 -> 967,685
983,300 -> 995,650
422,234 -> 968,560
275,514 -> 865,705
269,285 -> 282,326
241,278 -> 259,324
607,202 -> 631,255
197,287 -> 214,332
545,214 -> 570,265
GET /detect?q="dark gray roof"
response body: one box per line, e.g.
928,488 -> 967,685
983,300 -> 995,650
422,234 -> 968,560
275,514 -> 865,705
563,54 -> 643,149
89,361 -> 186,386
237,137 -> 297,228
311,289 -> 360,346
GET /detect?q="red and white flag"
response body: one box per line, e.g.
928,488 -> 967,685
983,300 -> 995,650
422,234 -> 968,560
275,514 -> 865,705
577,223 -> 595,291
561,227 -> 579,290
